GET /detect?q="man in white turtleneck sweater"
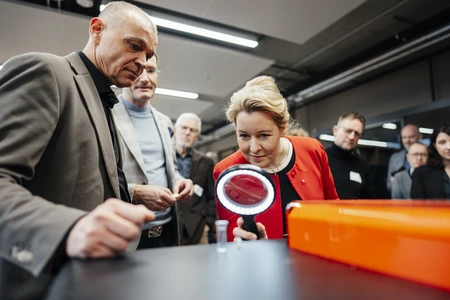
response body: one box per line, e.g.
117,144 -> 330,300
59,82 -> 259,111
113,55 -> 194,249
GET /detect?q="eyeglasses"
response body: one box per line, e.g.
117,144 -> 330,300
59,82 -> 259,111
408,153 -> 428,158
179,125 -> 199,134
339,126 -> 363,138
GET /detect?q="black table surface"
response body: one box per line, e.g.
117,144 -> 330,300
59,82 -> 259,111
46,239 -> 450,300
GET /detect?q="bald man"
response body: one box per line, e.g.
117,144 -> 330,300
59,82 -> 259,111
0,2 -> 157,299
387,124 -> 422,192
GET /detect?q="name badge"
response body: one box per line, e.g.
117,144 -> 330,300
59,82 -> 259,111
349,171 -> 362,184
194,184 -> 204,197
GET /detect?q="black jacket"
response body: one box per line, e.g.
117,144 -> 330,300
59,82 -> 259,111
411,165 -> 449,199
326,144 -> 375,199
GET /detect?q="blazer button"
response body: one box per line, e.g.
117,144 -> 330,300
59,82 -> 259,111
302,179 -> 306,185
290,171 -> 296,176
11,247 -> 34,265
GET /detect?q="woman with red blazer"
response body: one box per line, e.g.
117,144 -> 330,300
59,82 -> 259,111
213,76 -> 339,242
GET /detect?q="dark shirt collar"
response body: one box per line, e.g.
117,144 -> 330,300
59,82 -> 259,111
177,149 -> 193,159
77,51 -> 118,108
330,143 -> 357,159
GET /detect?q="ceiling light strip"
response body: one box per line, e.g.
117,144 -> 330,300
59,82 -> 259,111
382,123 -> 397,130
318,134 -> 401,149
419,127 -> 433,134
150,16 -> 258,48
98,5 -> 258,48
155,87 -> 198,99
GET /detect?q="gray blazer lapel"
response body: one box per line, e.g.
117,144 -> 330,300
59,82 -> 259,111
65,52 -> 120,198
113,98 -> 147,176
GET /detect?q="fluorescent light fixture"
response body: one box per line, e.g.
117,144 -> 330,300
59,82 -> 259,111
318,134 -> 388,148
0,64 -> 3,70
99,4 -> 258,48
110,85 -> 198,99
357,139 -> 388,147
155,87 -> 198,99
382,123 -> 397,130
150,16 -> 258,48
76,0 -> 94,8
419,127 -> 433,134
318,134 -> 335,142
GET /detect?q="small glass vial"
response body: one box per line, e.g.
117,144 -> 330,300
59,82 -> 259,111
215,220 -> 229,253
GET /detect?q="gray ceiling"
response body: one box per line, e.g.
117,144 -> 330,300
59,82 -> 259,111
2,0 -> 450,134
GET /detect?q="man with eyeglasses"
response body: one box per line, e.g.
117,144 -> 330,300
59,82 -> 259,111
174,113 -> 217,245
326,111 -> 375,199
386,124 -> 423,192
391,142 -> 428,199
113,55 -> 194,249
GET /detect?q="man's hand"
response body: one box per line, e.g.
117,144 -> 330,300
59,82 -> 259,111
172,178 -> 194,202
66,198 -> 155,258
233,217 -> 268,241
133,185 -> 177,211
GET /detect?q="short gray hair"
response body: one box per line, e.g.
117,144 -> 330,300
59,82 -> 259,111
175,113 -> 202,132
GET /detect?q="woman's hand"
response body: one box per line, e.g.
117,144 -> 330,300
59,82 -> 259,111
233,217 -> 268,241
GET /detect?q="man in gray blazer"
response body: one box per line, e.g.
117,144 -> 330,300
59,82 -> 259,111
174,113 -> 217,245
0,2 -> 157,299
387,124 -> 422,192
113,55 -> 194,249
391,142 -> 428,199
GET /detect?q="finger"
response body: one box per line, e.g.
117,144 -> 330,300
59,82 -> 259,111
87,243 -> 117,259
67,222 -> 120,259
160,187 -> 173,194
108,200 -> 155,225
99,230 -> 130,252
256,222 -> 268,240
102,213 -> 142,241
237,217 -> 244,228
150,200 -> 171,210
160,192 -> 177,205
151,203 -> 168,211
172,182 -> 181,194
176,188 -> 191,201
233,226 -> 257,240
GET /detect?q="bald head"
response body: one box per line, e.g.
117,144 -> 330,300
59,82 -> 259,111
401,124 -> 422,151
82,1 -> 158,88
99,1 -> 157,32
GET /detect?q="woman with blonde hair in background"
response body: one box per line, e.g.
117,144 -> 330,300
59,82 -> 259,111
213,76 -> 338,242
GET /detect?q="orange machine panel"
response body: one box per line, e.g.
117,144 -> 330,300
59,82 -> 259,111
287,200 -> 450,291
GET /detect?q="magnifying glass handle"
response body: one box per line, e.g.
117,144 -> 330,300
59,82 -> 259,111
242,215 -> 260,240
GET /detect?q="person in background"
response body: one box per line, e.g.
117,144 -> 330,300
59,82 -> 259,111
391,142 -> 428,199
411,123 -> 450,200
213,76 -> 338,242
0,2 -> 157,299
205,151 -> 219,164
174,113 -> 217,245
326,112 -> 375,199
113,55 -> 194,249
387,124 -> 422,191
286,120 -> 310,137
